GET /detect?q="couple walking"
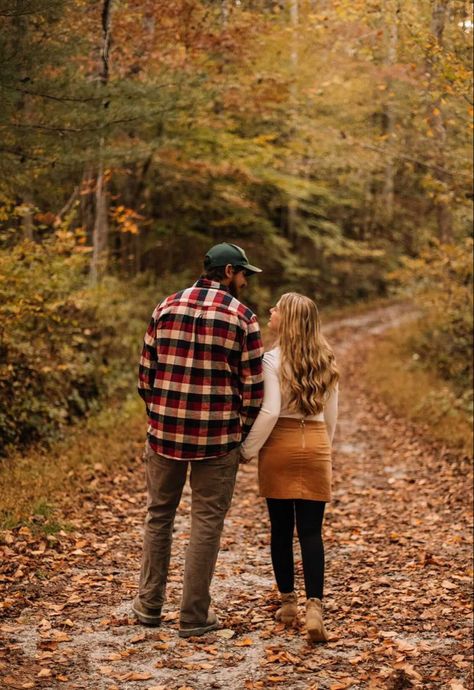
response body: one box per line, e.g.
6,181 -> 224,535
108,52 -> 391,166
133,242 -> 339,642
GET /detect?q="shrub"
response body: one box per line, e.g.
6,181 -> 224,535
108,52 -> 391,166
0,235 -> 186,456
364,325 -> 472,455
392,238 -> 473,413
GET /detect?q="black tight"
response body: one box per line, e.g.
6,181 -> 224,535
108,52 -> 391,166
266,498 -> 326,600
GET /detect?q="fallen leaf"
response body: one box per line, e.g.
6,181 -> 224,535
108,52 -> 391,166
118,672 -> 153,681
396,639 -> 417,653
50,631 -> 71,642
99,666 -> 113,676
330,680 -> 357,690
392,663 -> 423,681
441,580 -> 457,590
131,632 -> 147,643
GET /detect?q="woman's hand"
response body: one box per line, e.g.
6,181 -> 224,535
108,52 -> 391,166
239,453 -> 257,464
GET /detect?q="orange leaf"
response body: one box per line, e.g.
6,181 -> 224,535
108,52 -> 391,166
267,677 -> 288,683
130,632 -> 146,643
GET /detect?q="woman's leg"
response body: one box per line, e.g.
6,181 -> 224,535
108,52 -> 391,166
266,498 -> 295,593
294,500 -> 326,600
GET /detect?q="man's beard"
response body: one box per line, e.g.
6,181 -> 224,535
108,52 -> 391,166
228,279 -> 240,299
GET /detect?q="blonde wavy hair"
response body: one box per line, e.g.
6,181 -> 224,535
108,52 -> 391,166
277,292 -> 339,416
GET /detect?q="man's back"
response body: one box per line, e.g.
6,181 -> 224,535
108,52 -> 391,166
138,278 -> 264,460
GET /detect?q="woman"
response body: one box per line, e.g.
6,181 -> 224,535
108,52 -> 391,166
240,292 -> 339,642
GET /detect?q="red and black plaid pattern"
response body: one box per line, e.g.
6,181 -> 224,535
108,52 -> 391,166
138,279 -> 264,460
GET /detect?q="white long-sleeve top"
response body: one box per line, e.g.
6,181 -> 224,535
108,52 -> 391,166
240,347 -> 338,460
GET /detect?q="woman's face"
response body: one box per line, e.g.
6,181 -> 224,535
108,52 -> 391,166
268,301 -> 281,334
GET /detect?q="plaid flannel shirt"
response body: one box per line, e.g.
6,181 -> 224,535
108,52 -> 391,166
138,278 -> 264,460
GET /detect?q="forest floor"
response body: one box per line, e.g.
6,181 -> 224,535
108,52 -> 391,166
1,304 -> 472,690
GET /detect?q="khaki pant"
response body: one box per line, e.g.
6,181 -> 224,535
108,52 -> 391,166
138,443 -> 240,626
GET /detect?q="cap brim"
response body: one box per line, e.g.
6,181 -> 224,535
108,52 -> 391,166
244,264 -> 262,274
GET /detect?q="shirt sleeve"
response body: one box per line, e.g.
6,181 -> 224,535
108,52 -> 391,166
324,384 -> 338,444
240,351 -> 281,459
137,315 -> 158,411
238,315 -> 264,438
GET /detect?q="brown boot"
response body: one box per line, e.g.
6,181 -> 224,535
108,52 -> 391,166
275,591 -> 298,626
306,597 -> 328,642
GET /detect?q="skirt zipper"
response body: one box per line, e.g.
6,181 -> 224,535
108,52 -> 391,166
300,418 -> 306,449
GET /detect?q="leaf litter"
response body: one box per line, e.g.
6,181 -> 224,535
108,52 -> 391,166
0,305 -> 472,689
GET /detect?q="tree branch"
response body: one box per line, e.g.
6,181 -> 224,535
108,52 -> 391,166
12,87 -> 102,104
55,186 -> 80,223
0,1 -> 62,17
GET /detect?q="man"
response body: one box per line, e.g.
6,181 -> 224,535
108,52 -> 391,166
133,242 -> 264,638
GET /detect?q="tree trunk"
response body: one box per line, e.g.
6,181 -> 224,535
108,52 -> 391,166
428,0 -> 453,242
221,0 -> 229,26
289,0 -> 298,68
431,0 -> 449,42
80,168 -> 95,243
287,0 -> 299,242
91,158 -> 109,280
12,9 -> 34,241
90,0 -> 113,283
382,0 -> 399,223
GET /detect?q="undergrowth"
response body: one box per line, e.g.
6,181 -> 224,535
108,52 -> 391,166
0,395 -> 145,529
364,324 -> 472,456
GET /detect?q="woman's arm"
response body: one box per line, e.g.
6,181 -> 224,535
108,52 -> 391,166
324,384 -> 338,444
240,352 -> 281,460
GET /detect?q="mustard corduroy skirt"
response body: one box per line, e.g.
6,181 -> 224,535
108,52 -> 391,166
258,418 -> 332,501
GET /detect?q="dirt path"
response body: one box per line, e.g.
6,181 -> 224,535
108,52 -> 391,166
1,304 -> 472,690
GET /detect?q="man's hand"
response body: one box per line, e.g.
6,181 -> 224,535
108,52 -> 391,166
239,453 -> 255,465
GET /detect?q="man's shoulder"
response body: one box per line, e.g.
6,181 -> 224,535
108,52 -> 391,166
203,288 -> 258,327
223,293 -> 257,325
157,284 -> 257,326
151,289 -> 182,317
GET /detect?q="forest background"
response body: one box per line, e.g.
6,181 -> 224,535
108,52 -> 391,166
0,0 -> 472,467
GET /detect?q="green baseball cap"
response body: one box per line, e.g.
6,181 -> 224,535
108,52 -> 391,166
204,242 -> 262,274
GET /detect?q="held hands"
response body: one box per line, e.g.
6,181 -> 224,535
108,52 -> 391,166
239,453 -> 257,465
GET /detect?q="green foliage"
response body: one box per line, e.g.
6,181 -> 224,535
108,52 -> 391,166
392,238 -> 473,411
0,0 -> 472,455
0,234 -> 177,456
0,237 -> 91,452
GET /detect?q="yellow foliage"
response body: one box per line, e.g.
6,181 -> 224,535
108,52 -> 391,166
364,326 -> 472,456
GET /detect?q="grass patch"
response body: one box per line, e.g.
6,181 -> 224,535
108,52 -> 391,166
364,325 -> 473,455
32,500 -> 55,519
0,394 -> 146,528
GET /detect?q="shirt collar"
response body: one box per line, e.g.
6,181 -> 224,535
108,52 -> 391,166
194,278 -> 231,294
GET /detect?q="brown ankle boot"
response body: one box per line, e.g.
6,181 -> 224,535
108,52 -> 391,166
275,591 -> 298,625
306,598 -> 328,642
